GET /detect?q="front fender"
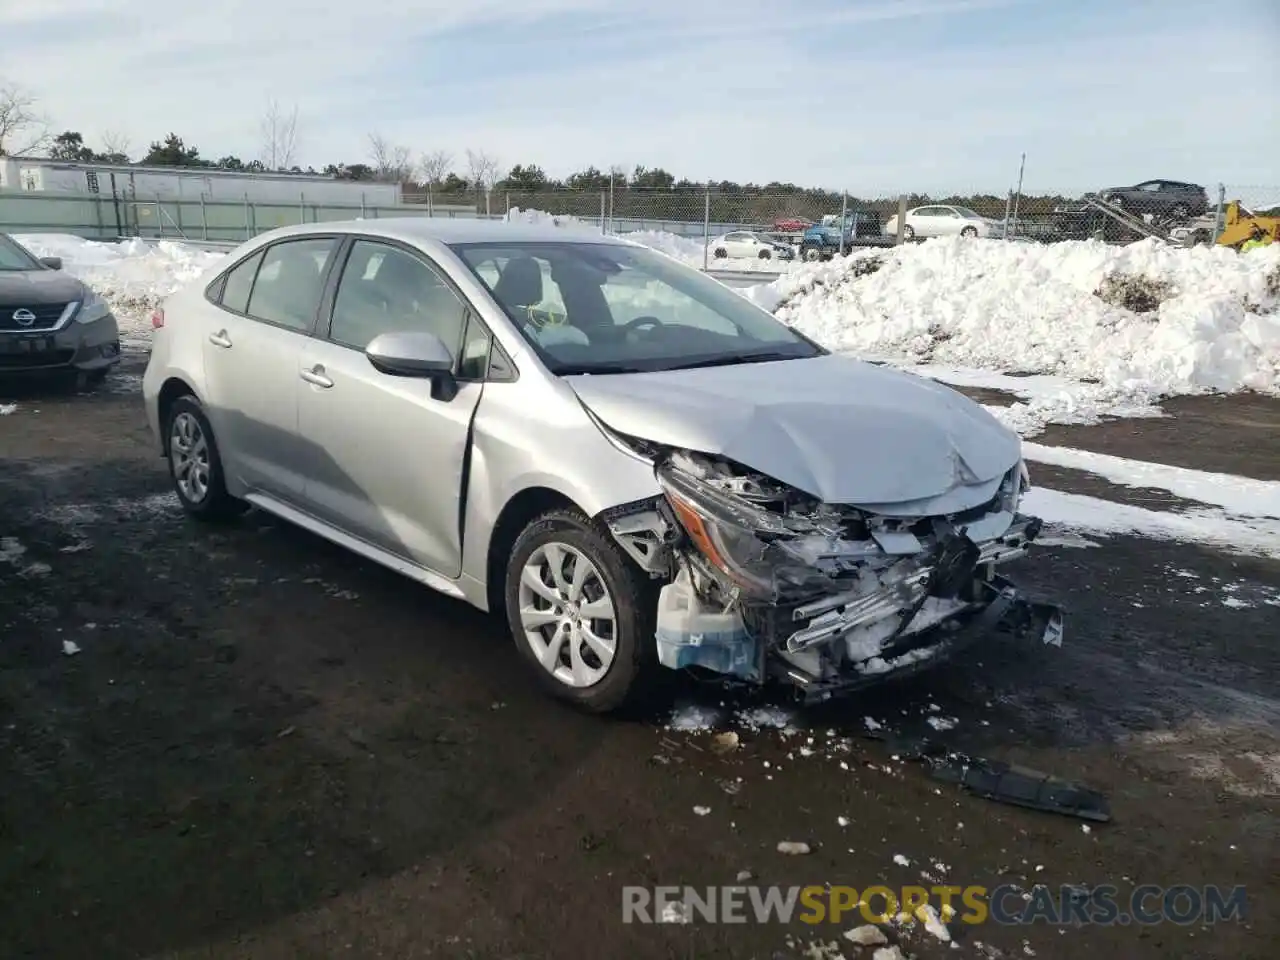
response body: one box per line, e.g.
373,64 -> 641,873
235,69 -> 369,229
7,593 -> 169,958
458,380 -> 662,589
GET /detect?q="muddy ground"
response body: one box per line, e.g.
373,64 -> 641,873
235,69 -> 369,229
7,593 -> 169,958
2,356 -> 1277,960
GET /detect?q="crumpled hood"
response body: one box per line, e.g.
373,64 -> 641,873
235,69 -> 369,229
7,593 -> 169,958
566,354 -> 1022,511
0,269 -> 86,305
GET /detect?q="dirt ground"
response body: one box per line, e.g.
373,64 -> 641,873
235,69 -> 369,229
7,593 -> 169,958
2,357 -> 1277,960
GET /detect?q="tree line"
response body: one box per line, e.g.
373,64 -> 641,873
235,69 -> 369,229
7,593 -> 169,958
2,78 -> 1074,220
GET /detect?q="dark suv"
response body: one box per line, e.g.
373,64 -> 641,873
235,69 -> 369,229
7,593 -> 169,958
1096,180 -> 1209,220
0,233 -> 120,386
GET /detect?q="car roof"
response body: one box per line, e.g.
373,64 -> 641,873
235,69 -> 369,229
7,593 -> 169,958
253,217 -> 631,247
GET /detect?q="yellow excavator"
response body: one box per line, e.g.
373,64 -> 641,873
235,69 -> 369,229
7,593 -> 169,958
1214,200 -> 1278,249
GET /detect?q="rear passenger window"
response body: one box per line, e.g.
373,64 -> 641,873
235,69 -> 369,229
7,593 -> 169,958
220,250 -> 264,314
245,238 -> 337,332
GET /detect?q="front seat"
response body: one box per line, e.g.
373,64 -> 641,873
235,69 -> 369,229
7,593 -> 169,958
492,256 -> 544,314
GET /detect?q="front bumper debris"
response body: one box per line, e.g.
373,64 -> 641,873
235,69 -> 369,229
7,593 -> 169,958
770,574 -> 1064,705
643,508 -> 1064,702
600,446 -> 1065,701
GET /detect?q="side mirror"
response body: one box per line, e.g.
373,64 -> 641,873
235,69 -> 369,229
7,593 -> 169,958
365,330 -> 458,401
39,256 -> 63,270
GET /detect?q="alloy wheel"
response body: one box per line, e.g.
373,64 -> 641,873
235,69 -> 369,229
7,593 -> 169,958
169,411 -> 211,504
517,542 -> 617,688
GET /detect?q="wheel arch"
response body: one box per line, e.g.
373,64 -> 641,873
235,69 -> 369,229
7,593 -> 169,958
484,486 -> 582,613
157,377 -> 202,454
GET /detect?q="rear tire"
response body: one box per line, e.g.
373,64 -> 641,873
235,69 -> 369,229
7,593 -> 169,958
505,508 -> 658,714
164,394 -> 248,522
758,248 -> 772,260
801,245 -> 821,262
903,225 -> 915,240
713,247 -> 727,259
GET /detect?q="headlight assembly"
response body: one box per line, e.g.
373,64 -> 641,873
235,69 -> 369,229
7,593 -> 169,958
657,464 -> 787,595
75,291 -> 111,324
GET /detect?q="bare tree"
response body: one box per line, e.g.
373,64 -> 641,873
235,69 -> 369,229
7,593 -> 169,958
259,99 -> 300,170
417,148 -> 453,211
0,80 -> 51,156
465,147 -> 500,204
418,149 -> 452,187
100,129 -> 132,163
368,132 -> 412,183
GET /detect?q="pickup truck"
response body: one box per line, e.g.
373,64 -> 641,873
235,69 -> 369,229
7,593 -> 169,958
798,210 -> 884,261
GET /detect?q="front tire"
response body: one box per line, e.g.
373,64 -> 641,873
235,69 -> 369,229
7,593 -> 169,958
713,247 -> 727,259
903,225 -> 915,240
758,248 -> 772,260
164,395 -> 248,522
505,509 -> 657,713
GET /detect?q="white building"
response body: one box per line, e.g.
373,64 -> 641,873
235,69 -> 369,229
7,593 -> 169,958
0,156 -> 403,206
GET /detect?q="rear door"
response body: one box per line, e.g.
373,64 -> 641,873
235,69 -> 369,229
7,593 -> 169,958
295,238 -> 493,577
200,235 -> 340,501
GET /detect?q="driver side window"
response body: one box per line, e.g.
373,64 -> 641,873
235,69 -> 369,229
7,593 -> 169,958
329,240 -> 468,356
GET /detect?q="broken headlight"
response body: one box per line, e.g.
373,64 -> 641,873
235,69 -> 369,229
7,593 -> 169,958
657,461 -> 790,596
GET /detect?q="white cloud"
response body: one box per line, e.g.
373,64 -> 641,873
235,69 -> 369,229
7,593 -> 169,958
4,0 -> 1278,192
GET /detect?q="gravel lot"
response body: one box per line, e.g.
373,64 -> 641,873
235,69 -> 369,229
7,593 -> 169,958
2,355 -> 1277,960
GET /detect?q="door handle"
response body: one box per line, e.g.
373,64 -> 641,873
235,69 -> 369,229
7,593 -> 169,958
208,330 -> 232,348
300,365 -> 333,388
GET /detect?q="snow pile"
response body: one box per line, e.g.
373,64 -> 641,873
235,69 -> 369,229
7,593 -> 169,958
747,237 -> 1280,407
502,207 -> 601,235
14,233 -> 225,350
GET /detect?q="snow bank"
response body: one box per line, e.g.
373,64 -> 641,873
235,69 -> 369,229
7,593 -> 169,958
14,233 -> 226,351
748,238 -> 1280,414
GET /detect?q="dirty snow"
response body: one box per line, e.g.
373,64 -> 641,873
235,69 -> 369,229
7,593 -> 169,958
0,403 -> 16,416
748,237 -> 1280,427
1024,487 -> 1280,559
1022,443 -> 1280,518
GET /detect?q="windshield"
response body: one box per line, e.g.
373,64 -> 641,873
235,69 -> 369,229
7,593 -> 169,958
450,240 -> 825,375
0,234 -> 42,271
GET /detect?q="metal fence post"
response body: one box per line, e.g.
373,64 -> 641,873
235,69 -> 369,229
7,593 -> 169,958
1211,183 -> 1226,243
1008,152 -> 1025,240
200,195 -> 208,240
299,192 -> 305,225
839,191 -> 848,256
896,194 -> 908,245
608,177 -> 614,233
599,191 -> 606,233
1002,191 -> 1013,240
244,195 -> 251,240
360,193 -> 366,219
703,188 -> 711,270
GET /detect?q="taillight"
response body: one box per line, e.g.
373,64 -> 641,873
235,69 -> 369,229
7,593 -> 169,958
151,308 -> 165,329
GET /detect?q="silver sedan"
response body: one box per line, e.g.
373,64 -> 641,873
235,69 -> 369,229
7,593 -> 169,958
143,219 -> 1062,712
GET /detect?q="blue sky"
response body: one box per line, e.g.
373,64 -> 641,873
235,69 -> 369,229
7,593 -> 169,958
3,0 -> 1277,195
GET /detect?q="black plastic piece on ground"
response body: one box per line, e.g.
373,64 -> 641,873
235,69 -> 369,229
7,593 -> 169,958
928,755 -> 1111,822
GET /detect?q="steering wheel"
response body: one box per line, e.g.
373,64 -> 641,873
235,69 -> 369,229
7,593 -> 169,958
622,315 -> 665,336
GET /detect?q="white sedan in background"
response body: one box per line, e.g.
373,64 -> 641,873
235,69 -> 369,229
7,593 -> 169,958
708,231 -> 794,261
883,205 -> 1006,240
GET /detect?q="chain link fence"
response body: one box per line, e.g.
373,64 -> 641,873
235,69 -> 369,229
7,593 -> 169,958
6,181 -> 1275,255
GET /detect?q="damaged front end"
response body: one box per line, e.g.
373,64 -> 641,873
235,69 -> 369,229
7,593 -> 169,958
602,445 -> 1064,704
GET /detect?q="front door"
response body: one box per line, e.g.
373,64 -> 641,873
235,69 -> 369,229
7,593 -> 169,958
296,239 -> 491,577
